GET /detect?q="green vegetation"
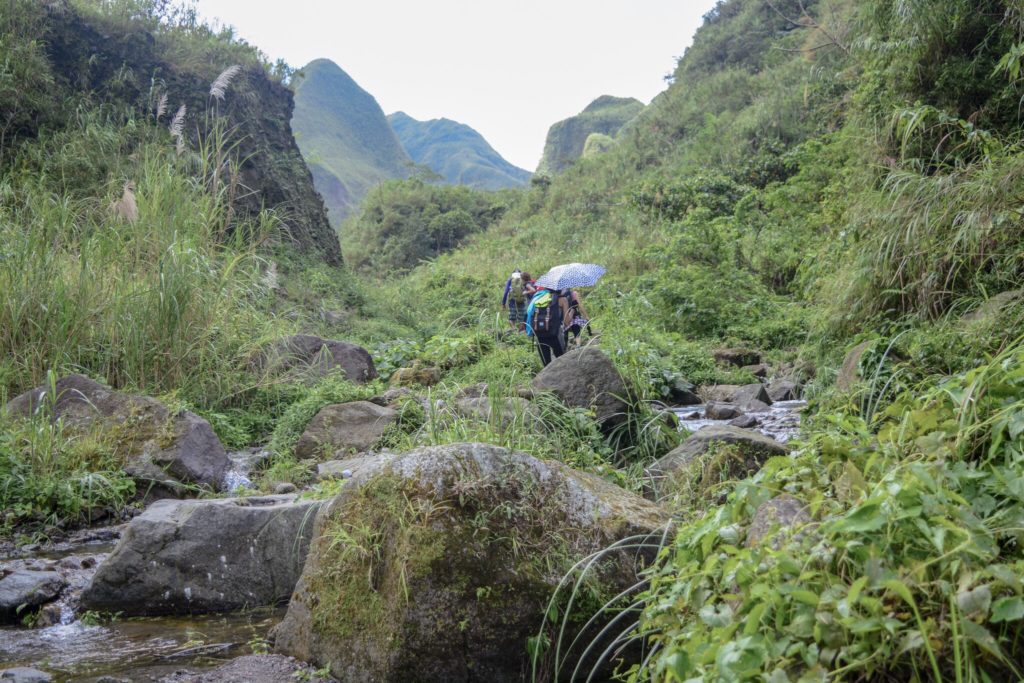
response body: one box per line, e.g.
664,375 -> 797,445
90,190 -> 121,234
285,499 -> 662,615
535,95 -> 645,175
291,59 -> 412,226
387,111 -> 532,190
5,0 -> 1024,680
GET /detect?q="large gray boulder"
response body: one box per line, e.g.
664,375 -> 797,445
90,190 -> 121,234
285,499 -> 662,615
0,571 -> 65,624
273,443 -> 670,683
294,401 -> 398,460
80,495 -> 321,616
703,383 -> 772,407
767,380 -> 802,402
648,425 -> 788,499
6,375 -> 228,491
156,655 -> 329,683
256,335 -> 377,384
532,347 -> 630,430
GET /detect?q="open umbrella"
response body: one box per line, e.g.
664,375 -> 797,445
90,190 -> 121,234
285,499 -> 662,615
534,262 -> 606,291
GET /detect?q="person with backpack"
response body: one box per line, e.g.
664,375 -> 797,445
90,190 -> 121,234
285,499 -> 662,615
502,269 -> 529,332
525,287 -> 573,366
564,288 -> 593,348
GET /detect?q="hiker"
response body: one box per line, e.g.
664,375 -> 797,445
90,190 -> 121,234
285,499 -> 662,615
564,288 -> 593,347
502,269 -> 529,332
525,287 -> 573,366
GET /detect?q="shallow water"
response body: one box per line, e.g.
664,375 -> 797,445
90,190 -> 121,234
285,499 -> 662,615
0,607 -> 284,682
673,399 -> 807,443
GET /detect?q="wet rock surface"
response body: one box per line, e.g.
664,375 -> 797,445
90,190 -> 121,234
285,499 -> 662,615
0,572 -> 65,625
157,654 -> 332,682
81,495 -> 321,616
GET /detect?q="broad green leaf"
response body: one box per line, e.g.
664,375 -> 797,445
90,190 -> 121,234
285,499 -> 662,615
848,576 -> 869,605
832,502 -> 886,533
791,589 -> 820,607
991,596 -> 1024,623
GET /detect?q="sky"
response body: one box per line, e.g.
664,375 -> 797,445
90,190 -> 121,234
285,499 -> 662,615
193,0 -> 719,171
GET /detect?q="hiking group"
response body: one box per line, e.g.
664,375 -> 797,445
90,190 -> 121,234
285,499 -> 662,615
501,268 -> 592,367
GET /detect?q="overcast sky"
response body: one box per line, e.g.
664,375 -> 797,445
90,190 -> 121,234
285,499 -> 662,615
193,0 -> 718,171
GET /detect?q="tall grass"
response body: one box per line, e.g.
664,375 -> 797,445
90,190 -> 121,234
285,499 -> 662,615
0,109 -> 274,405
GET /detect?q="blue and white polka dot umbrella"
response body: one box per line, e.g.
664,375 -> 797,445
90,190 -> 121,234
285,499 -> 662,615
535,262 -> 606,291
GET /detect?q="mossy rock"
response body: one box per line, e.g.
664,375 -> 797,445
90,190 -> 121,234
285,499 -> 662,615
273,443 -> 670,682
647,425 -> 788,501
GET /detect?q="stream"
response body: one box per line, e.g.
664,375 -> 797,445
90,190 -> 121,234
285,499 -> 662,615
1,403 -> 805,680
0,454 -> 278,682
673,399 -> 807,444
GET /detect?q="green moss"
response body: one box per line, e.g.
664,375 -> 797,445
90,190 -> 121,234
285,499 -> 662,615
305,457 -> 622,675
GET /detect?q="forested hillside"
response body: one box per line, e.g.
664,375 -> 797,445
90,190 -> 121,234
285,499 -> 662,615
291,59 -> 412,225
388,111 -> 531,190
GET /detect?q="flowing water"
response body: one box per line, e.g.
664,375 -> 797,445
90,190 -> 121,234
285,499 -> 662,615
1,403 -> 805,680
673,399 -> 807,443
0,606 -> 283,681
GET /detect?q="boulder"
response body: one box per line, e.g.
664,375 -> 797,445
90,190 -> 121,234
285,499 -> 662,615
367,387 -> 412,407
713,348 -> 760,367
256,335 -> 377,385
767,380 -> 802,402
454,397 -> 537,429
389,366 -> 441,387
532,347 -> 631,430
6,375 -> 228,491
746,494 -> 812,548
0,669 -> 52,683
741,363 -> 769,378
836,340 -> 873,391
273,443 -> 670,683
744,399 -> 772,413
705,403 -> 743,420
0,570 -> 65,624
648,425 -> 788,498
667,379 -> 701,406
962,289 -> 1022,323
729,415 -> 759,429
317,453 -> 389,481
454,383 -> 489,399
702,383 -> 772,409
80,495 -> 320,616
294,401 -> 399,460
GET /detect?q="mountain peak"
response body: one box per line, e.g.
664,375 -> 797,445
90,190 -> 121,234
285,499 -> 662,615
387,112 -> 530,190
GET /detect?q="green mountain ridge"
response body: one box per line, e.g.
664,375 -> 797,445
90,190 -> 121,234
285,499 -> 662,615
291,58 -> 412,226
387,111 -> 531,190
535,94 -> 645,175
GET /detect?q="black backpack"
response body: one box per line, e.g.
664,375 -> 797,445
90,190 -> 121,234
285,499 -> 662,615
532,291 -> 561,336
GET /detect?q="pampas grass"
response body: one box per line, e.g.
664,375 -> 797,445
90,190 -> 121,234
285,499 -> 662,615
210,64 -> 241,101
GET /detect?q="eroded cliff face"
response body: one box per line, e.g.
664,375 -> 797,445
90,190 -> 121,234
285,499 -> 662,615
535,95 -> 645,175
33,2 -> 341,265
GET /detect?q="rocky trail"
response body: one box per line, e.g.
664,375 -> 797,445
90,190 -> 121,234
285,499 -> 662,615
1,342 -> 808,682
